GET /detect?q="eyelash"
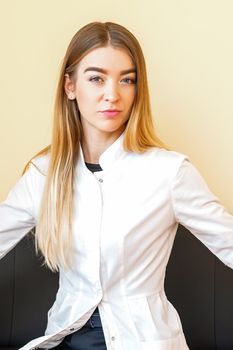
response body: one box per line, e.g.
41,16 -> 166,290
89,76 -> 103,83
122,77 -> 136,84
88,76 -> 136,85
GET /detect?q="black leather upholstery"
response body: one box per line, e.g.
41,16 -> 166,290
165,226 -> 233,349
0,225 -> 233,349
0,232 -> 58,348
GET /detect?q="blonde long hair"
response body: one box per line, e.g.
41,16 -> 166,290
25,22 -> 166,271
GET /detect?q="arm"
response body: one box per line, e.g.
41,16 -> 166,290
171,158 -> 233,269
0,163 -> 38,259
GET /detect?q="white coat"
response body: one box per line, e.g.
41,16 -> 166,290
1,133 -> 233,350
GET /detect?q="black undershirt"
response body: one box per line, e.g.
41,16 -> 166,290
85,162 -> 102,173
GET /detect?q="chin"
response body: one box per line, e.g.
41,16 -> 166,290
102,125 -> 125,133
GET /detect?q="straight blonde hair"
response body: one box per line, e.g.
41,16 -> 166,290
24,22 -> 166,271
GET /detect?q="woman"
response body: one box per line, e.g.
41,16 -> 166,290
0,21 -> 233,350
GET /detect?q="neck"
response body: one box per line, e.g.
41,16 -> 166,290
81,129 -> 124,163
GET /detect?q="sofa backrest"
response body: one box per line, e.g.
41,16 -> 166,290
165,225 -> 233,349
1,225 -> 233,349
0,232 -> 58,348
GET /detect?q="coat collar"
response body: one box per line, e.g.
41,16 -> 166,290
78,132 -> 127,172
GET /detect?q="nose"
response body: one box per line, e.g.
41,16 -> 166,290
103,82 -> 120,102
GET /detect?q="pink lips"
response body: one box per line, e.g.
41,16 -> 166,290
100,109 -> 121,118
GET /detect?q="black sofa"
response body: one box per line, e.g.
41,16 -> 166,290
1,225 -> 233,349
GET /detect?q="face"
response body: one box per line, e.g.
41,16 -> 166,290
64,46 -> 136,141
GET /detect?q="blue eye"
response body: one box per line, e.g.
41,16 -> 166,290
121,77 -> 136,84
89,76 -> 103,83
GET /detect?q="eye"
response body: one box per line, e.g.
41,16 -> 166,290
89,76 -> 104,84
121,77 -> 137,85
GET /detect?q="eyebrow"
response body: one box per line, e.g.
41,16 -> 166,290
83,67 -> 136,75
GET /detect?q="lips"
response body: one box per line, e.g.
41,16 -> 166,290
100,109 -> 122,117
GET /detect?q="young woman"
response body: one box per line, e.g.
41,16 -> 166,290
0,21 -> 233,350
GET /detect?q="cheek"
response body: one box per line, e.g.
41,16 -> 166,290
75,90 -> 92,113
127,90 -> 136,109
76,88 -> 87,102
76,85 -> 98,106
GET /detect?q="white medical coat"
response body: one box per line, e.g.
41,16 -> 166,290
1,134 -> 233,350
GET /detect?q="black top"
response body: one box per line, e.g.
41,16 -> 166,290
85,163 -> 102,173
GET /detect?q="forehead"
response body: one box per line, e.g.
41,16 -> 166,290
77,46 -> 135,71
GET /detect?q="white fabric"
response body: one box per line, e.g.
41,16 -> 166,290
1,133 -> 233,350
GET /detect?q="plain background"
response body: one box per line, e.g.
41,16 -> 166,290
0,0 -> 232,212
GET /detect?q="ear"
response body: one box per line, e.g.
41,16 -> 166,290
64,74 -> 76,100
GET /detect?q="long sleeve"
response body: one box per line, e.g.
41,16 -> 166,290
171,158 -> 233,269
0,163 -> 38,259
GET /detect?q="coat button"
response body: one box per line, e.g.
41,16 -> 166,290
111,336 -> 115,341
98,178 -> 103,183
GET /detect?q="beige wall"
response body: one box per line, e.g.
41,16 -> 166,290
1,0 -> 232,212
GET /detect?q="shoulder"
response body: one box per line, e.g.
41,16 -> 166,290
29,153 -> 50,177
123,148 -> 191,186
136,147 -> 189,175
150,147 -> 188,163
